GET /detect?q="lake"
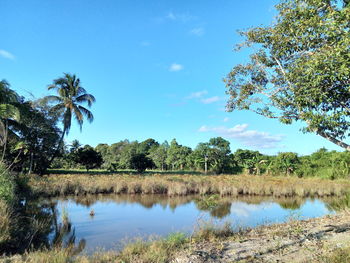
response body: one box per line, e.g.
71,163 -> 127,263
36,194 -> 337,253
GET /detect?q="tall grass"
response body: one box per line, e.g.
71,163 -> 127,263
29,173 -> 350,198
0,200 -> 12,246
0,224 -> 229,263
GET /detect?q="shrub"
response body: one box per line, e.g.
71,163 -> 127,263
0,164 -> 16,203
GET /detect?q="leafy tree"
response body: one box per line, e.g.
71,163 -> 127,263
273,152 -> 300,175
118,141 -> 138,169
166,139 -> 180,170
14,100 -> 61,174
44,73 -> 95,163
207,137 -> 232,174
73,145 -> 102,171
148,141 -> 169,171
130,153 -> 153,173
234,149 -> 263,174
138,138 -> 159,155
225,0 -> 350,150
166,139 -> 192,170
188,142 -> 211,171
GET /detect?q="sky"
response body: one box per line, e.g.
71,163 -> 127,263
0,0 -> 345,155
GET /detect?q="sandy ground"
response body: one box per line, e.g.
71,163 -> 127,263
173,211 -> 350,263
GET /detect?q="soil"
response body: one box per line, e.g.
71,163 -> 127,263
173,211 -> 350,263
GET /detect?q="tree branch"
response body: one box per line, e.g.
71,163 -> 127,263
316,130 -> 350,151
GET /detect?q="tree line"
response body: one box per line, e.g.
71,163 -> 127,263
53,138 -> 350,179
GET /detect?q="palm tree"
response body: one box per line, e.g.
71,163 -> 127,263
0,80 -> 20,161
45,73 -> 95,163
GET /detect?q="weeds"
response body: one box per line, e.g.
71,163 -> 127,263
29,174 -> 350,198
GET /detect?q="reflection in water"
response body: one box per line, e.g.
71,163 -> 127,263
325,193 -> 350,211
32,194 -> 341,253
0,200 -> 85,255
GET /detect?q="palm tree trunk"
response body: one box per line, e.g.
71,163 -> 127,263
48,127 -> 66,166
1,120 -> 8,162
28,152 -> 34,174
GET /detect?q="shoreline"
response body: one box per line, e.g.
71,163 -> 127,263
29,174 -> 350,198
173,211 -> 350,263
2,211 -> 349,262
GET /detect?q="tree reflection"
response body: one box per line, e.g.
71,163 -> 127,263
0,199 -> 85,256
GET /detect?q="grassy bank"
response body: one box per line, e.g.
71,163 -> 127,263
2,211 -> 350,263
29,173 -> 350,198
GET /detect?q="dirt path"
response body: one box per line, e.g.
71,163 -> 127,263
173,212 -> 350,263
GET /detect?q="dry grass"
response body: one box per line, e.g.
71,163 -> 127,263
0,232 -> 188,263
319,246 -> 350,263
29,173 -> 350,198
0,200 -> 12,245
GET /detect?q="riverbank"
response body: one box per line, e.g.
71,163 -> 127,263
29,173 -> 350,198
173,210 -> 350,263
2,210 -> 350,263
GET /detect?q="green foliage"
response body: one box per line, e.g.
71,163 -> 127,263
272,152 -> 300,176
148,141 -> 169,171
166,139 -> 192,170
44,73 -> 95,164
225,0 -> 350,150
296,149 -> 350,179
0,166 -> 15,203
73,145 -> 103,171
11,100 -> 61,174
130,153 -> 154,173
234,149 -> 263,174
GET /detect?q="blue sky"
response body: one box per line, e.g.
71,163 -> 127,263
0,0 -> 344,155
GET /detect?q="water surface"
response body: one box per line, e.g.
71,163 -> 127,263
37,194 -> 337,252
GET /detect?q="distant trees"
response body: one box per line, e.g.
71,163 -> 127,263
273,152 -> 300,176
148,141 -> 169,171
234,149 -> 263,175
130,153 -> 153,173
73,145 -> 102,171
52,135 -> 350,179
207,137 -> 232,174
166,139 -> 191,170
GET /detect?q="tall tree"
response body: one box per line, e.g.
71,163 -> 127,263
225,0 -> 350,150
44,73 -> 95,163
0,80 -> 21,161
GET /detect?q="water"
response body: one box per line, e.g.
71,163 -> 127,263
37,194 -> 337,253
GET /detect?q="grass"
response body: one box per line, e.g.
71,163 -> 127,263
0,224 -> 232,263
320,246 -> 350,263
29,173 -> 350,198
0,200 -> 12,245
2,213 -> 350,263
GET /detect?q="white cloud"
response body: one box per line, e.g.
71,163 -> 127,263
169,63 -> 184,72
0,49 -> 15,60
198,123 -> 283,149
231,202 -> 273,218
166,12 -> 196,23
140,41 -> 151,46
166,12 -> 176,20
186,90 -> 208,99
185,92 -> 221,105
198,125 -> 209,132
190,27 -> 205,36
201,96 -> 220,104
223,117 -> 230,122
